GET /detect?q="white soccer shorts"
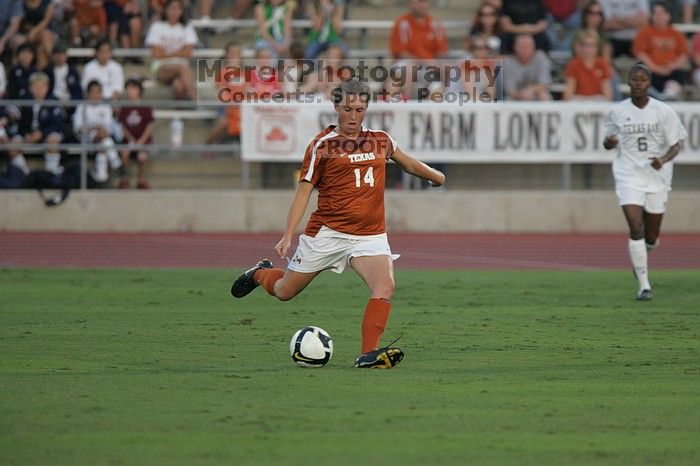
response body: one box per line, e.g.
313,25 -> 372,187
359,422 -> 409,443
615,185 -> 668,214
288,226 -> 399,274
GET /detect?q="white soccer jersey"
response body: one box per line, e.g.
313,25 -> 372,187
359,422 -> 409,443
604,97 -> 687,192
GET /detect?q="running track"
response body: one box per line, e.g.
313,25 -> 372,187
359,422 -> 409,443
1,232 -> 699,269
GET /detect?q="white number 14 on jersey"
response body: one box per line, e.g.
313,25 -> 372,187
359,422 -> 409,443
353,167 -> 374,188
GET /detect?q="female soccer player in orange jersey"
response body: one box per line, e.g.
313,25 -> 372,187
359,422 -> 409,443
231,78 -> 445,368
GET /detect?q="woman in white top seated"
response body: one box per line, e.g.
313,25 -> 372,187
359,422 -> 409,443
145,0 -> 198,100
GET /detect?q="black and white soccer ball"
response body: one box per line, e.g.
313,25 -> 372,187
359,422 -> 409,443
289,326 -> 333,368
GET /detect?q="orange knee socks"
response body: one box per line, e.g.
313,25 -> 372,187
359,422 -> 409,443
361,298 -> 392,353
254,268 -> 284,296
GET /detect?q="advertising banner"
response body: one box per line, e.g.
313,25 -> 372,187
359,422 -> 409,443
241,101 -> 700,164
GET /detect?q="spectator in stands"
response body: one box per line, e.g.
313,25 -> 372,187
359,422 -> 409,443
563,30 -> 613,101
149,0 -> 166,19
0,105 -> 29,189
104,0 -> 143,49
70,0 -> 107,47
578,0 -> 623,100
693,33 -> 700,88
206,42 -> 247,145
451,34 -> 500,101
145,0 -> 199,100
281,42 -> 308,95
669,0 -> 697,23
118,79 -> 153,189
300,44 -> 350,100
503,34 -> 551,101
45,41 -> 83,111
0,0 -> 23,61
390,0 -> 448,98
304,0 -> 347,59
19,72 -> 65,175
73,80 -> 124,183
499,0 -> 549,54
17,0 -> 57,69
0,107 -> 29,189
249,45 -> 282,97
469,1 -> 503,55
579,0 -> 613,61
633,2 -> 688,100
254,0 -> 295,59
599,0 -> 649,57
199,0 -> 255,24
390,0 -> 448,64
542,0 -> 579,52
7,43 -> 36,99
0,152 -> 30,188
0,106 -> 21,138
82,39 -> 125,101
233,0 -> 255,20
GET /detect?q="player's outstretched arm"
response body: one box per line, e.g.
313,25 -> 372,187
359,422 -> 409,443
390,147 -> 445,187
275,181 -> 314,259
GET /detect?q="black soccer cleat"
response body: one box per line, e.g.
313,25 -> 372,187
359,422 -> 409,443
636,289 -> 652,301
354,347 -> 404,369
231,259 -> 273,298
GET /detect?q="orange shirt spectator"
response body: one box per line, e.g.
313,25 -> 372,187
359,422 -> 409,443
74,0 -> 107,29
632,2 -> 688,96
218,68 -> 247,137
390,1 -> 448,60
565,57 -> 612,96
632,24 -> 688,66
564,30 -> 612,101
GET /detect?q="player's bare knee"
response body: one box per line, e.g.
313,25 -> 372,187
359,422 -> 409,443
274,289 -> 295,302
373,280 -> 394,299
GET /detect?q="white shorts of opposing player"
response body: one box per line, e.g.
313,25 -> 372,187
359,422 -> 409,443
288,226 -> 400,274
612,144 -> 673,214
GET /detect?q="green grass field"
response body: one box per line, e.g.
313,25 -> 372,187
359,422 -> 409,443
1,268 -> 698,466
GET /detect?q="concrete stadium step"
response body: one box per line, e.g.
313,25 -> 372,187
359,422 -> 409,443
146,156 -> 254,189
150,113 -> 218,149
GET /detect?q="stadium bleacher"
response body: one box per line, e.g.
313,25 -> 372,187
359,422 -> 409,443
1,0 -> 698,190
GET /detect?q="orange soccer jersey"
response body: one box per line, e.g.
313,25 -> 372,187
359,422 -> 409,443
299,126 -> 397,237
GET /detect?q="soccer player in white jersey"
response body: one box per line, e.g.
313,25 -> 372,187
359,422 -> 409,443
603,63 -> 687,301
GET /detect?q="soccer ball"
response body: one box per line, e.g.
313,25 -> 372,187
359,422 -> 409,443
289,326 -> 333,368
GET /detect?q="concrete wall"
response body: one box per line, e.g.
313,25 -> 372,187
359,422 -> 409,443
1,190 -> 699,233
